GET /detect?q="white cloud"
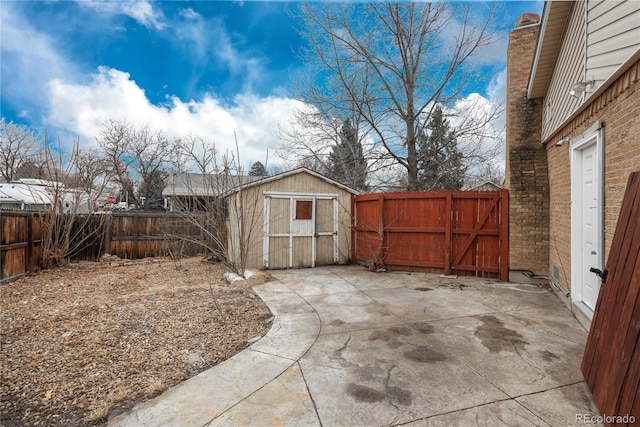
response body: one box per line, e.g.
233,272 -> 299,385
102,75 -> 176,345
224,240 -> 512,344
46,67 -> 302,168
0,4 -> 76,120
486,67 -> 507,104
447,71 -> 506,179
77,0 -> 166,30
179,8 -> 201,21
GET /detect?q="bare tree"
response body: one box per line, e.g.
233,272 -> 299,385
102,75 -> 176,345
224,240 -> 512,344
19,137 -> 109,268
97,119 -> 136,203
291,2 -> 501,190
0,117 -> 41,181
279,107 -> 391,187
66,146 -> 111,203
97,119 -> 175,207
167,134 -> 267,277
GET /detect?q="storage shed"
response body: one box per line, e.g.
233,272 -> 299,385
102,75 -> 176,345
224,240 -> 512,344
225,168 -> 358,270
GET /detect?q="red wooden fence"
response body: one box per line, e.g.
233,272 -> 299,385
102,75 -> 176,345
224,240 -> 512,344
351,190 -> 508,280
581,172 -> 640,426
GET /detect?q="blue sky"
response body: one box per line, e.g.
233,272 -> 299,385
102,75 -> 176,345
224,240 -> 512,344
0,1 -> 543,168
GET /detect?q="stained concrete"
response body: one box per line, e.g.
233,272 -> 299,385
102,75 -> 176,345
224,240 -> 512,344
109,265 -> 602,427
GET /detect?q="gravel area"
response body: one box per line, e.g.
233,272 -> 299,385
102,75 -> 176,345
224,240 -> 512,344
1,256 -> 273,426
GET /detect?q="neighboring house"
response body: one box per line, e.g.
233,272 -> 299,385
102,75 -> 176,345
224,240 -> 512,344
162,173 -> 260,212
506,2 -> 640,328
0,179 -> 91,213
0,181 -> 54,211
224,167 -> 358,271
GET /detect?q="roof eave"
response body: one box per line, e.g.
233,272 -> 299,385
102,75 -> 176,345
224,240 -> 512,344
528,1 -> 573,99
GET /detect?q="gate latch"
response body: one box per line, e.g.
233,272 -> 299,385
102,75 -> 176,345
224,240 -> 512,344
589,267 -> 608,283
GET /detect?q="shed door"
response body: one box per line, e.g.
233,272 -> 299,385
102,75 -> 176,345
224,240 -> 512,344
263,193 -> 338,269
315,198 -> 338,266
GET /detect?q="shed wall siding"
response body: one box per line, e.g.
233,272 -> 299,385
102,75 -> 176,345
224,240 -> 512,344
229,172 -> 353,270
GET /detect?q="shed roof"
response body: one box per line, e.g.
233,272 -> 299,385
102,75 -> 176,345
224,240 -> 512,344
222,167 -> 360,196
163,168 -> 360,198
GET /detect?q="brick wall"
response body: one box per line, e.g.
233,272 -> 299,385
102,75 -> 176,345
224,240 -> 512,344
546,61 -> 640,292
505,19 -> 550,274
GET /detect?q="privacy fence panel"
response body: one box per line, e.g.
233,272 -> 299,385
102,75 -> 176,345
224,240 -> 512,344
107,213 -> 208,259
0,213 -> 44,283
0,212 -> 214,283
581,172 -> 640,425
352,190 -> 508,280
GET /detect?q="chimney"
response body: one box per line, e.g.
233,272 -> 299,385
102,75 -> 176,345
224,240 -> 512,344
516,13 -> 540,28
505,13 -> 550,277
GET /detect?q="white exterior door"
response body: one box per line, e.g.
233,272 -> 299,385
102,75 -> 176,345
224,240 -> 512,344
571,128 -> 603,315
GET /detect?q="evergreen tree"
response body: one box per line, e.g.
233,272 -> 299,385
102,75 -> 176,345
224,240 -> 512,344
248,161 -> 268,177
327,118 -> 367,191
417,106 -> 464,190
139,169 -> 167,209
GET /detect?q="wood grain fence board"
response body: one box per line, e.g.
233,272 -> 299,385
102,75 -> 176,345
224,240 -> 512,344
581,171 -> 640,426
352,190 -> 508,280
1,212 -> 217,282
583,173 -> 639,385
616,282 -> 639,418
500,189 -> 509,280
1,213 -> 37,283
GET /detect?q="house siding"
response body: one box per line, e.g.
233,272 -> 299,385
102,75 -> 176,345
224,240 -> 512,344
542,1 -> 586,141
541,0 -> 640,142
546,60 -> 640,293
587,0 -> 640,82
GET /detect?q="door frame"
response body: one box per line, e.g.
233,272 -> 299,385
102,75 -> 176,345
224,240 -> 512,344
262,191 -> 339,269
570,121 -> 604,318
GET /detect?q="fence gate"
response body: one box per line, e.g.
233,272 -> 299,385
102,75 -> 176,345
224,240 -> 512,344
263,192 -> 339,269
352,190 -> 508,280
581,172 -> 640,424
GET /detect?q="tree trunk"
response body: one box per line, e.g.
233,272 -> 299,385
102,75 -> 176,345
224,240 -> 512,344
406,113 -> 419,190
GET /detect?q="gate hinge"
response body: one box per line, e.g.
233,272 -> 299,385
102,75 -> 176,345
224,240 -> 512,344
589,267 -> 608,283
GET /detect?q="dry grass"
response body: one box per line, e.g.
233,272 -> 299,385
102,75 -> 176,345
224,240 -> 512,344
1,256 -> 273,426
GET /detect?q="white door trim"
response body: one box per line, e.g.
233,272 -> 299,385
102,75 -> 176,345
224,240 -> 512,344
570,122 -> 604,318
263,191 -> 339,269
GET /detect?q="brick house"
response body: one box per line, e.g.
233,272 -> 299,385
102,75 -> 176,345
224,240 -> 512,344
506,2 -> 640,328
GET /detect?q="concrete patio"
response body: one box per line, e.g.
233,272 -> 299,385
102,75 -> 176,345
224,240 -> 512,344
109,265 -> 601,426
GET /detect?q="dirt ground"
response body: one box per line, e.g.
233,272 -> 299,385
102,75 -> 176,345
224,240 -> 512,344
0,256 -> 274,426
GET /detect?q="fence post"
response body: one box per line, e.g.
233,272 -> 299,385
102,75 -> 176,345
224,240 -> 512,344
378,194 -> 386,266
26,213 -> 34,274
444,192 -> 452,276
500,189 -> 509,281
351,194 -> 356,263
132,214 -> 139,260
102,214 -> 112,256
